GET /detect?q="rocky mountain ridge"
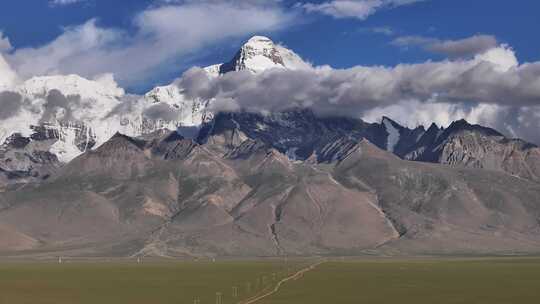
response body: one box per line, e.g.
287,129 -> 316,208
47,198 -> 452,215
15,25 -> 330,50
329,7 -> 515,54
381,117 -> 540,182
196,110 -> 540,183
2,123 -> 540,257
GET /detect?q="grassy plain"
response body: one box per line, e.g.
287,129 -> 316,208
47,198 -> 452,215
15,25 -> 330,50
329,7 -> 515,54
0,259 -> 298,304
260,257 -> 540,304
1,257 -> 539,304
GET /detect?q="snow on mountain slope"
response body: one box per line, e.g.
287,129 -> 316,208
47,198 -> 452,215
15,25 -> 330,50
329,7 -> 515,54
143,84 -> 209,128
382,117 -> 400,153
226,35 -> 287,73
275,44 -> 312,70
0,36 -> 311,165
141,63 -> 223,131
20,74 -> 124,100
0,70 -> 213,163
203,64 -> 222,78
18,74 -> 124,122
0,73 -> 147,162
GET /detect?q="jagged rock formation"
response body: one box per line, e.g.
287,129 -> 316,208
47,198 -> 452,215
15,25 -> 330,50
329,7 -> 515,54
383,118 -> 540,182
0,128 -> 61,189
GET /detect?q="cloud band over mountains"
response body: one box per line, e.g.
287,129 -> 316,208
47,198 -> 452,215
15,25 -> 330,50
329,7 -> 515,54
174,44 -> 540,143
177,45 -> 532,112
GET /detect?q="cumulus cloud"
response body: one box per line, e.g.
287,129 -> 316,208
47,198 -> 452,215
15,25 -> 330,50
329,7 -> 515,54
6,20 -> 119,80
475,46 -> 518,72
4,1 -> 294,87
393,34 -> 499,58
300,0 -> 426,19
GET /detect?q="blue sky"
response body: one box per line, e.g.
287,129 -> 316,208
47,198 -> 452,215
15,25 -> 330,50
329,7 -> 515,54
1,0 -> 539,93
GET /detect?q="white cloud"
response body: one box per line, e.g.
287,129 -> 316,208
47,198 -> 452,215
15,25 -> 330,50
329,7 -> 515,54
475,45 -> 518,72
6,19 -> 120,79
5,1 -> 294,87
49,0 -> 87,6
300,0 -> 426,19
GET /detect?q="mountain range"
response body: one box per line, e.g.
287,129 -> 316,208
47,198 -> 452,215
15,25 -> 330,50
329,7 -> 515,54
1,36 -> 540,257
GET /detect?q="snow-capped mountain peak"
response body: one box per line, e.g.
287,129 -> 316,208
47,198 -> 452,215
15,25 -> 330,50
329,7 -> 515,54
0,35 -> 311,166
224,35 -> 285,73
141,35 -> 311,134
219,35 -> 310,74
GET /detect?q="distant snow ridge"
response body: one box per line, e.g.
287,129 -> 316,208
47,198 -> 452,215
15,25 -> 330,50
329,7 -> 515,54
0,36 -> 312,163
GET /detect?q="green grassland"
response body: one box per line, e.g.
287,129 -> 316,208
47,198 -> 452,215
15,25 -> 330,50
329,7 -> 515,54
1,258 -> 539,304
0,259 -> 299,304
261,258 -> 540,304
